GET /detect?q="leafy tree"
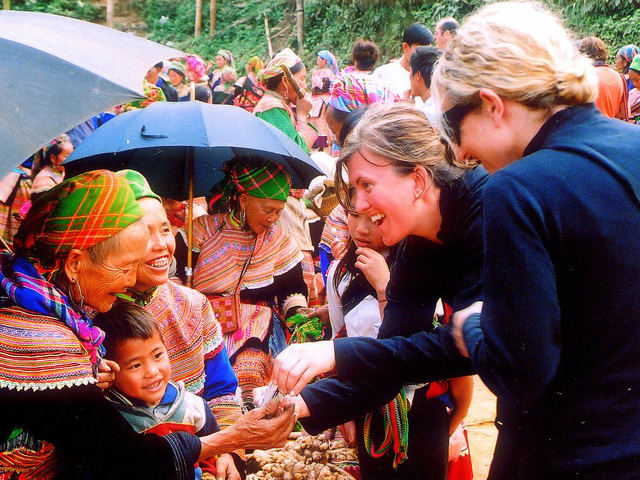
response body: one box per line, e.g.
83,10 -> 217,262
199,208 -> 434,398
11,0 -> 103,21
11,0 -> 640,74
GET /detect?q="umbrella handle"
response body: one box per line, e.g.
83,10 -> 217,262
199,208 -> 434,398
140,125 -> 168,139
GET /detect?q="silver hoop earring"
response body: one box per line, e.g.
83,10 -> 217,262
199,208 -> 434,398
68,277 -> 85,310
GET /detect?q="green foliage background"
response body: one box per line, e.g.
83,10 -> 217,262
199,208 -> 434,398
140,0 -> 640,73
10,0 -> 640,74
11,0 -> 103,21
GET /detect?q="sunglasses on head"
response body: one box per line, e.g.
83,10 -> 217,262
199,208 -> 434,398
441,102 -> 478,145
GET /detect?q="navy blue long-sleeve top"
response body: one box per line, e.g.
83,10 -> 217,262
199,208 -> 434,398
300,167 -> 487,434
331,105 -> 640,478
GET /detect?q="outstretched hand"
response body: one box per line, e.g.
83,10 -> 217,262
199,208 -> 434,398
199,397 -> 296,461
272,341 -> 336,396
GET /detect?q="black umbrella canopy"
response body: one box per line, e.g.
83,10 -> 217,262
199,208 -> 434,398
65,102 -> 324,200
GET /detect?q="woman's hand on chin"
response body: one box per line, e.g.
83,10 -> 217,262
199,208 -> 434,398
355,247 -> 390,294
272,341 -> 336,396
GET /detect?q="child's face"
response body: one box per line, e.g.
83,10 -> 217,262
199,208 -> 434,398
110,332 -> 171,407
347,210 -> 387,252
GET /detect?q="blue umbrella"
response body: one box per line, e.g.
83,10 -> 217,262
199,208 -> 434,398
64,101 -> 324,286
65,101 -> 323,199
0,10 -> 183,178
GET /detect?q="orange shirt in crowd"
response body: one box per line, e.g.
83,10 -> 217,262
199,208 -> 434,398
594,65 -> 629,120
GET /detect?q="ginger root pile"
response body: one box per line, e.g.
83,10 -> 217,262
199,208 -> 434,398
246,434 -> 357,480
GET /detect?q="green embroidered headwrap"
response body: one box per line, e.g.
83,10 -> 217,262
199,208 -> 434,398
209,161 -> 292,208
13,170 -> 143,273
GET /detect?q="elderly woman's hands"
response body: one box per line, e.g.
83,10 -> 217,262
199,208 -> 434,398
272,341 -> 336,396
199,397 -> 296,461
231,397 -> 296,449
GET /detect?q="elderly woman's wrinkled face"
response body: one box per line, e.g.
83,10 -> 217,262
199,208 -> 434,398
134,198 -> 176,292
77,222 -> 149,312
241,194 -> 286,236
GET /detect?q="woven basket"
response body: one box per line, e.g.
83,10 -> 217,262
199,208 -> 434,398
316,193 -> 338,217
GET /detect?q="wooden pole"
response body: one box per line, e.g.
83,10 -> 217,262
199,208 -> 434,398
2,0 -> 11,10
106,0 -> 114,28
186,85 -> 196,288
295,0 -> 304,55
264,13 -> 274,59
186,147 -> 195,288
195,0 -> 202,38
209,0 -> 217,37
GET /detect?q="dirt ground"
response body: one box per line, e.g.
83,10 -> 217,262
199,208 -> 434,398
465,376 -> 498,479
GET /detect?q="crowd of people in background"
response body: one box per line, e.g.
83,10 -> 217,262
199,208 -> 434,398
3,2 -> 640,479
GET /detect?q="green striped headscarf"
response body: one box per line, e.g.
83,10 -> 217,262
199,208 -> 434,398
14,170 -> 143,272
209,160 -> 291,208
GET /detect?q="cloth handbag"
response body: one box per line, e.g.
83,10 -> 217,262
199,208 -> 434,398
206,232 -> 265,334
208,295 -> 239,333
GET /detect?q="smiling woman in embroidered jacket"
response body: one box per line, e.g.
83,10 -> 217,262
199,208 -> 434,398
0,170 -> 295,480
192,158 -> 308,409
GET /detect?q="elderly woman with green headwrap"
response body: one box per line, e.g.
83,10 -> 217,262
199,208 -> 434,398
0,170 -> 295,479
254,48 -> 318,154
192,158 -> 308,408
